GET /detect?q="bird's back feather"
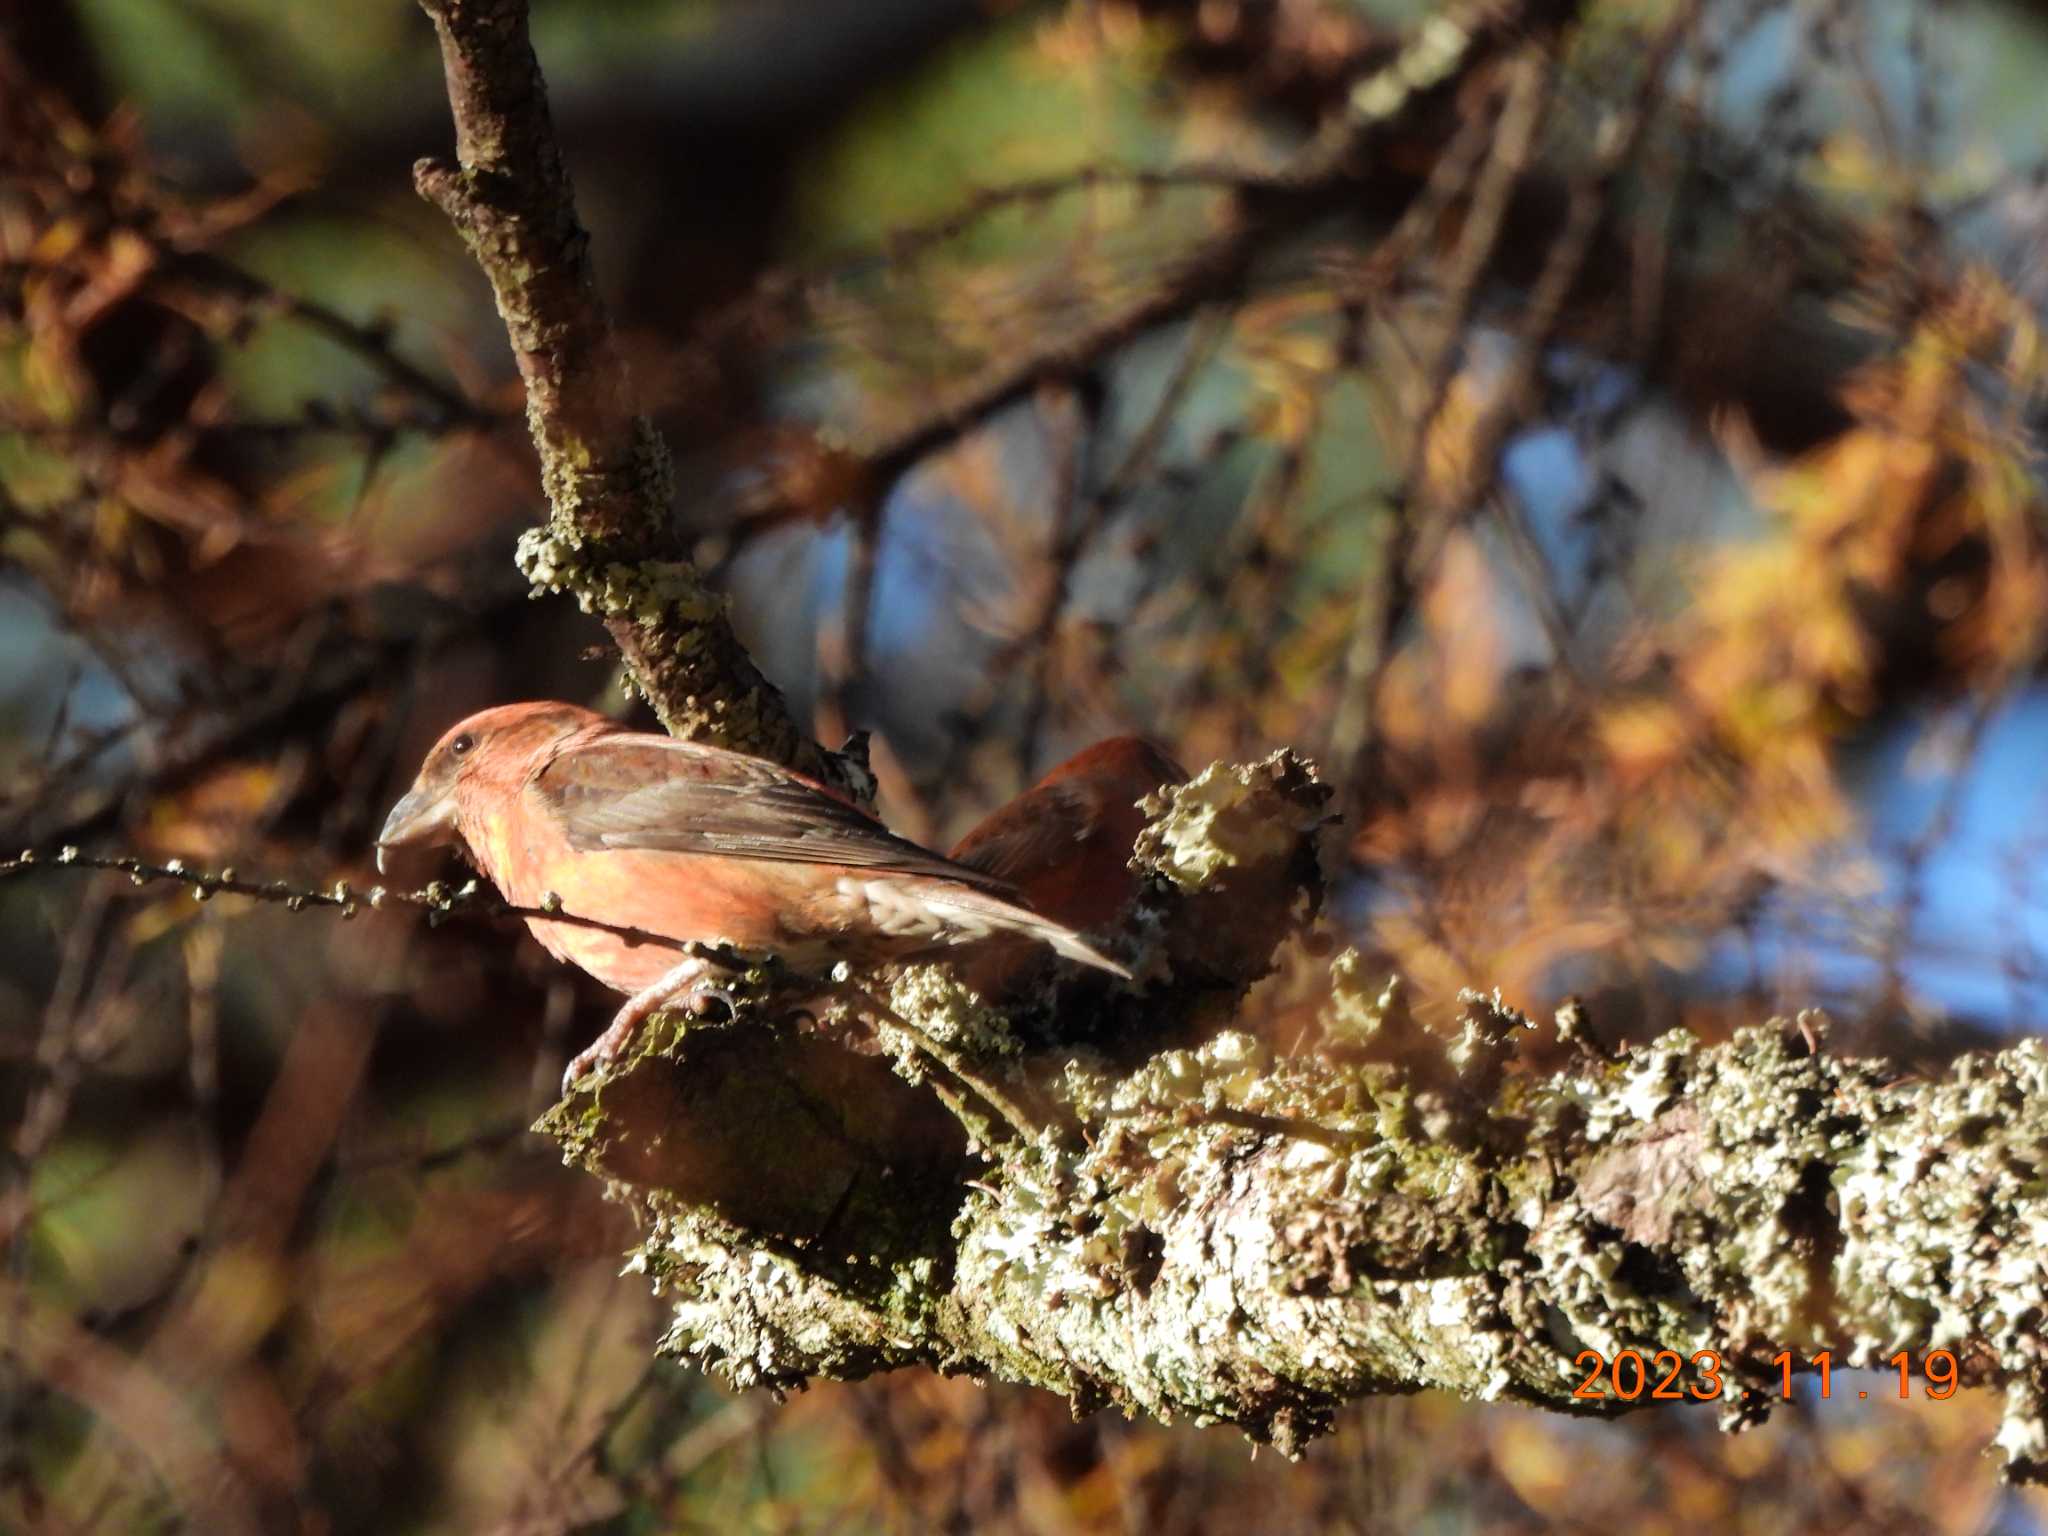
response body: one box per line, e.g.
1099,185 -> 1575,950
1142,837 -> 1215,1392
533,730 -> 1015,893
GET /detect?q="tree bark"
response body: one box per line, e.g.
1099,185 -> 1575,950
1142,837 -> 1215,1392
540,754 -> 2048,1484
412,0 -> 853,789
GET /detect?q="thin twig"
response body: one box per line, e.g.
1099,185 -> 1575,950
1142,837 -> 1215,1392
0,846 -> 696,956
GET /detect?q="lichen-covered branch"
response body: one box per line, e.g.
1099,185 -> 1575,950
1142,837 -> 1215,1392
412,0 -> 841,782
540,754 -> 2048,1483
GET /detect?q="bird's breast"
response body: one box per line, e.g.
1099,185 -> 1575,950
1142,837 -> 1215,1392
496,835 -> 819,994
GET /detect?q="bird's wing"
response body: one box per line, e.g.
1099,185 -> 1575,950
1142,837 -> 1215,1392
949,781 -> 1101,883
532,734 -> 1015,892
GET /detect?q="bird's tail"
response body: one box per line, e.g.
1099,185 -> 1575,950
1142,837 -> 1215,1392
978,895 -> 1133,980
878,879 -> 1133,980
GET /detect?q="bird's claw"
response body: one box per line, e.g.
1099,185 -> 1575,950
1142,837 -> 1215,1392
558,977 -> 741,1096
560,1044 -> 607,1098
685,984 -> 740,1019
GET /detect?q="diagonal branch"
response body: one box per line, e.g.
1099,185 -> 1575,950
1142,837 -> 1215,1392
412,0 -> 846,786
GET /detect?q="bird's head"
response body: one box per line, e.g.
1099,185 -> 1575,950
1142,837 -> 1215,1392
376,700 -> 607,881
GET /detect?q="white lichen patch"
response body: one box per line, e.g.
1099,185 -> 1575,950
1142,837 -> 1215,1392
1580,1030 -> 1694,1141
1319,951 -> 1412,1047
1135,752 -> 1326,892
1446,988 -> 1535,1087
1825,1036 -> 2048,1473
1524,1205 -> 1713,1377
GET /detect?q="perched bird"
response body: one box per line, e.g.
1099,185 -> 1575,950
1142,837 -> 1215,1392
951,736 -> 1188,935
377,701 -> 1129,1088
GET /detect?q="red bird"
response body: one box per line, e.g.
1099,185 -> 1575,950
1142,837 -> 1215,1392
377,702 -> 1129,1089
950,736 -> 1187,935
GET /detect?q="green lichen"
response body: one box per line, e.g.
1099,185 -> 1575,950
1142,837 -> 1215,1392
885,966 -> 1023,1057
515,518 -> 725,630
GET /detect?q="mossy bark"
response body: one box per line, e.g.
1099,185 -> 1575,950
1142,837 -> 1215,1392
539,756 -> 2048,1483
414,0 -> 852,790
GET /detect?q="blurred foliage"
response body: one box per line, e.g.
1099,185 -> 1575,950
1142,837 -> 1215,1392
5,0 -> 2048,1530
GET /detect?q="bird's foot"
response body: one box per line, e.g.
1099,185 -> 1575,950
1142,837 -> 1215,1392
559,956 -> 737,1095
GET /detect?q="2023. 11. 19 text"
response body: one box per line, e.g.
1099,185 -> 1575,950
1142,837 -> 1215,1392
1570,1349 -> 1965,1402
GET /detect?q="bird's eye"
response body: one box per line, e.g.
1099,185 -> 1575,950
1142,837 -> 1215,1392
450,733 -> 476,757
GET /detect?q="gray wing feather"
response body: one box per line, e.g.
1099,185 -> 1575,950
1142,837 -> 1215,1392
534,735 -> 1014,892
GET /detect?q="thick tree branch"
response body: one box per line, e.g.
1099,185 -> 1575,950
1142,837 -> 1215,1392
541,756 -> 2048,1484
413,0 -> 846,785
